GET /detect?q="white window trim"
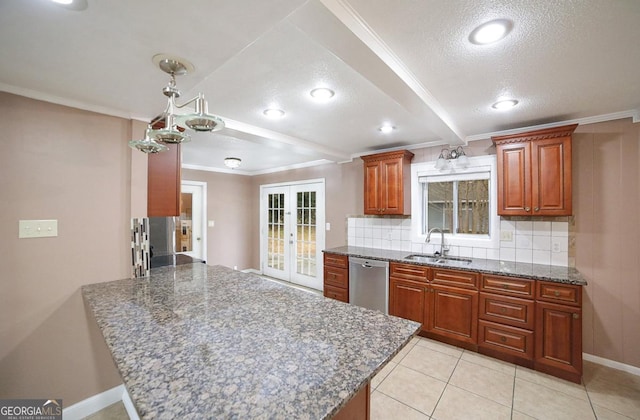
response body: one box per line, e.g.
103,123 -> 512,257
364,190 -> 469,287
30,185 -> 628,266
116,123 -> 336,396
411,155 -> 499,249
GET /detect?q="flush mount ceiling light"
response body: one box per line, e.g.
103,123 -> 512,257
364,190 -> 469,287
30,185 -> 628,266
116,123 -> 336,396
263,108 -> 285,119
50,0 -> 88,11
129,54 -> 225,154
491,99 -> 519,110
469,19 -> 513,45
310,88 -> 335,100
378,124 -> 395,134
435,146 -> 469,170
224,157 -> 242,169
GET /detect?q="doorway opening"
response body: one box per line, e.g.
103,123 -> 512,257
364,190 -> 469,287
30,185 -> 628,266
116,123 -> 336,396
178,180 -> 207,261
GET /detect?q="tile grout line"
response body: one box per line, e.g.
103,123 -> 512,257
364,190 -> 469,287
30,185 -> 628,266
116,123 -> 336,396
583,379 -> 599,420
375,388 -> 433,419
428,346 -> 464,418
511,367 -> 517,420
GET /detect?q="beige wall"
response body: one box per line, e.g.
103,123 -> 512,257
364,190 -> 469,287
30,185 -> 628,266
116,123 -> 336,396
182,169 -> 255,269
574,119 -> 640,368
0,93 -> 128,404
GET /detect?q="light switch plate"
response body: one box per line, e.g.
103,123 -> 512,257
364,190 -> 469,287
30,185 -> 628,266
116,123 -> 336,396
326,222 -> 331,231
208,220 -> 215,228
19,220 -> 58,238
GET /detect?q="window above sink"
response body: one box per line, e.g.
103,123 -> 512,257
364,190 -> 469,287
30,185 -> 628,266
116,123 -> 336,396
411,155 -> 500,250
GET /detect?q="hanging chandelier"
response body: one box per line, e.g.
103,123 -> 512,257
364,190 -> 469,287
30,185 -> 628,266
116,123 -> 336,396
129,54 -> 225,153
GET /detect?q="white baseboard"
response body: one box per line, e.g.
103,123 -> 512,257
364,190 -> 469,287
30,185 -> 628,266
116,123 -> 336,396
584,353 -> 640,377
62,384 -> 126,420
121,387 -> 140,420
241,268 -> 262,275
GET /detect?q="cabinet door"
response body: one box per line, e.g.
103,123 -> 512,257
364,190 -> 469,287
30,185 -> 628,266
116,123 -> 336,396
496,142 -> 531,216
363,161 -> 381,214
535,301 -> 582,383
380,157 -> 403,214
531,136 -> 572,215
389,277 -> 426,327
427,284 -> 478,345
148,143 -> 181,217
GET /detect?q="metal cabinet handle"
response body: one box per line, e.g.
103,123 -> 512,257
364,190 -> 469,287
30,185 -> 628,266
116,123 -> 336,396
534,207 -> 540,212
500,307 -> 507,313
502,284 -> 509,289
525,207 -> 531,212
573,313 -> 580,319
500,336 -> 507,343
554,291 -> 561,297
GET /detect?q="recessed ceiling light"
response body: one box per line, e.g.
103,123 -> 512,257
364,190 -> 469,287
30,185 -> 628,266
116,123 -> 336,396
263,108 -> 285,119
491,99 -> 519,110
379,124 -> 395,134
50,0 -> 88,10
469,19 -> 513,45
310,88 -> 335,100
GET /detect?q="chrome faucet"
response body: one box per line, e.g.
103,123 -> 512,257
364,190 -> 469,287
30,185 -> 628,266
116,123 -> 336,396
426,227 -> 446,256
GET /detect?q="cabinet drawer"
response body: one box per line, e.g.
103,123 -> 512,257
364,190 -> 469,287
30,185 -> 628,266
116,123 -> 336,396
479,320 -> 534,360
536,281 -> 581,306
324,284 -> 348,303
432,268 -> 478,289
481,275 -> 534,298
324,267 -> 348,289
324,253 -> 348,269
390,263 -> 429,282
479,293 -> 535,330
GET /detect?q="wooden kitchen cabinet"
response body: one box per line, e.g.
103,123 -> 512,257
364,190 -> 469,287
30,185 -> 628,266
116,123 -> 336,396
361,150 -> 414,215
389,277 -> 427,326
323,253 -> 349,303
535,281 -> 582,383
427,284 -> 478,346
389,263 -> 478,349
148,142 -> 181,217
478,274 -> 536,366
492,124 -> 577,216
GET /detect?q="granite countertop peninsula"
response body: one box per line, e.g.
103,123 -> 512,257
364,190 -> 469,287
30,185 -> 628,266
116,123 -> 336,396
324,246 -> 586,285
82,264 -> 420,419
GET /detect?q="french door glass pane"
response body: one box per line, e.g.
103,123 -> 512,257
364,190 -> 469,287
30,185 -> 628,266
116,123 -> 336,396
267,193 -> 285,271
296,191 -> 316,277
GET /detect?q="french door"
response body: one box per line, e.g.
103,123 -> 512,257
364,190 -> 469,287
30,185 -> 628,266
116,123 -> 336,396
261,180 -> 325,290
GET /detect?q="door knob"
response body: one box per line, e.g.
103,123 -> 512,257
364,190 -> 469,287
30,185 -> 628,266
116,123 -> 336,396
196,237 -> 201,241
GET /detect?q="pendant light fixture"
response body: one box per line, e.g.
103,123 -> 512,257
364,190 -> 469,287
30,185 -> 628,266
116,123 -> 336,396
129,54 -> 225,153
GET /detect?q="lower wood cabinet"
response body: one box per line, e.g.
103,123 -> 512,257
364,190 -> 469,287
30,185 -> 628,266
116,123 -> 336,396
388,265 -> 584,383
427,284 -> 478,346
389,277 -> 426,325
323,253 -> 349,303
535,301 -> 582,383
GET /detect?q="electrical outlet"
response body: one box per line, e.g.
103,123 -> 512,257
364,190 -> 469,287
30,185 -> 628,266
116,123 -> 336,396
208,220 -> 215,227
500,230 -> 513,241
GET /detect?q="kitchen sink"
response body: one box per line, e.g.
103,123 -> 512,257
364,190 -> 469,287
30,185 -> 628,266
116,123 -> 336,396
403,254 -> 473,265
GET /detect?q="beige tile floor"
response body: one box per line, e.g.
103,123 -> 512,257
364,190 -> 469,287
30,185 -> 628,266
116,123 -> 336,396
372,336 -> 640,420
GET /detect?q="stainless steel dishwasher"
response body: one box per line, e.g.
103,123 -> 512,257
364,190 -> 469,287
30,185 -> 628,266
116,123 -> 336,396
349,257 -> 389,314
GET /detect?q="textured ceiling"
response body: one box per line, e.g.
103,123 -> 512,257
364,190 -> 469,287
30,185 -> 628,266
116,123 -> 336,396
0,0 -> 638,174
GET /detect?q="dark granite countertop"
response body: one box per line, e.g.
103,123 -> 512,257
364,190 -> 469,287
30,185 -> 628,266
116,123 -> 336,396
324,246 -> 586,285
82,264 -> 420,419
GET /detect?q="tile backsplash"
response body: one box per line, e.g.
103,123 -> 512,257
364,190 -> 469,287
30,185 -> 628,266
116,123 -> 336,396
346,216 -> 573,267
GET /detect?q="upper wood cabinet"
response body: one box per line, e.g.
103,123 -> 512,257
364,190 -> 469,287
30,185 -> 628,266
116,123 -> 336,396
492,124 -> 577,216
147,143 -> 181,217
362,150 -> 414,215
